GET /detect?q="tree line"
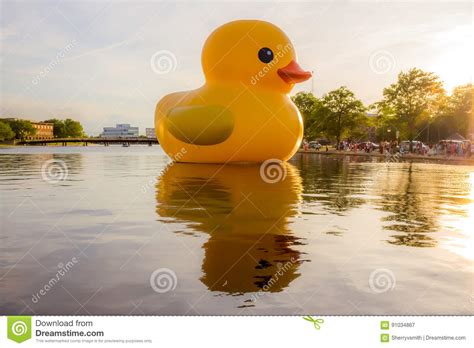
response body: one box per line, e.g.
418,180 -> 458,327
0,118 -> 85,141
292,68 -> 473,145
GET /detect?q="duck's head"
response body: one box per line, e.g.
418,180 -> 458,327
202,20 -> 312,94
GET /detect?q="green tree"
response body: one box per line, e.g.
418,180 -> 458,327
348,114 -> 371,141
6,119 -> 36,140
63,118 -> 85,137
427,84 -> 473,142
368,105 -> 403,141
44,118 -> 85,138
0,121 -> 15,141
374,68 -> 445,145
443,83 -> 472,136
319,86 -> 366,145
44,118 -> 66,138
292,92 -> 324,140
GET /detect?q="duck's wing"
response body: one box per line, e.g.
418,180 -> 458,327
166,105 -> 234,145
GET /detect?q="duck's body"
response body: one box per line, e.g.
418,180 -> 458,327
155,20 -> 311,163
156,83 -> 303,163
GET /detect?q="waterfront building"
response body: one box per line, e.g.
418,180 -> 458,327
31,122 -> 54,139
101,124 -> 139,138
145,128 -> 156,139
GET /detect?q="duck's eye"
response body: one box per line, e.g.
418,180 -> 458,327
258,47 -> 274,63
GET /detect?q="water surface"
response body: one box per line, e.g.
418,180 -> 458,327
0,146 -> 472,315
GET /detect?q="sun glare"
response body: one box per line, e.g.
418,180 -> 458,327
442,172 -> 474,261
430,25 -> 473,93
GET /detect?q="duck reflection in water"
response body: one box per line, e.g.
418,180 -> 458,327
155,163 -> 305,295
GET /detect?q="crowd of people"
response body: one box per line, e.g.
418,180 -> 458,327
312,139 -> 473,158
434,140 -> 472,157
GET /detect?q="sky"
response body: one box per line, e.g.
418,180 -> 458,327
0,0 -> 472,136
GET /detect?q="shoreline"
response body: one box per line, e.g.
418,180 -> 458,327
297,149 -> 474,164
2,145 -> 473,165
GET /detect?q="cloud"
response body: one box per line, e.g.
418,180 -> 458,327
1,0 -> 472,135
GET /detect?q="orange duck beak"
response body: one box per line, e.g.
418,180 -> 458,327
277,60 -> 312,84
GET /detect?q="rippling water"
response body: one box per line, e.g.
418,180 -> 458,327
0,146 -> 472,315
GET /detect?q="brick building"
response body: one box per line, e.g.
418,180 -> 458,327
30,122 -> 54,139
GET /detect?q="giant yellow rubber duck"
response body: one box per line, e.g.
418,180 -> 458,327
155,20 -> 312,163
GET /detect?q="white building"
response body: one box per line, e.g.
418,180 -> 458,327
145,128 -> 156,139
101,124 -> 139,138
